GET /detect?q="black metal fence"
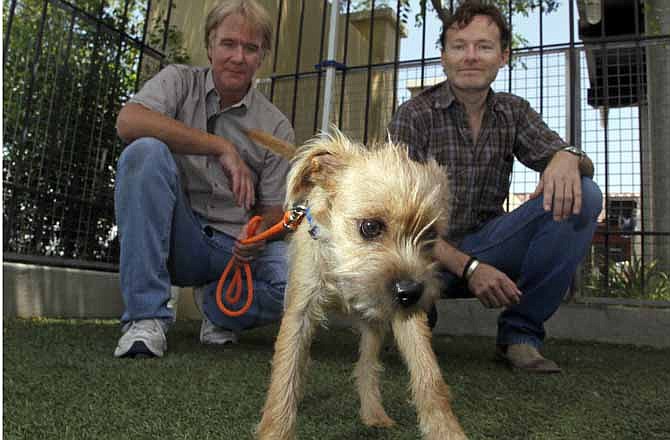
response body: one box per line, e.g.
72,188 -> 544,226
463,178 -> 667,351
3,0 -> 173,270
260,0 -> 670,304
4,0 -> 669,303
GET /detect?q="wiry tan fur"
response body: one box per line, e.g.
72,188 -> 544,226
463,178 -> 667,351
255,129 -> 467,440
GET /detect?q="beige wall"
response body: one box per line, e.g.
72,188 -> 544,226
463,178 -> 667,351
161,0 -> 283,69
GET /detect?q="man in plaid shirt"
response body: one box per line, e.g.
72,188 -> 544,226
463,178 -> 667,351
388,1 -> 602,373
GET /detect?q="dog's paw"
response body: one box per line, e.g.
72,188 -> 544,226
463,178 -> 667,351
422,417 -> 468,440
361,410 -> 396,428
256,420 -> 293,440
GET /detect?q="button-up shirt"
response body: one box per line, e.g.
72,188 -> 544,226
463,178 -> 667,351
388,80 -> 567,243
129,64 -> 294,237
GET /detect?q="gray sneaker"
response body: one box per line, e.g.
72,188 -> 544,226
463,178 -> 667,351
114,319 -> 167,358
193,287 -> 239,345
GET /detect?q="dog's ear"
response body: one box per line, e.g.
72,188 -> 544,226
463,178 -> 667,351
286,143 -> 346,203
286,128 -> 362,205
305,153 -> 342,187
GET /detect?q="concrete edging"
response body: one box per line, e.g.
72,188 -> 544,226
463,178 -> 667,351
4,262 -> 669,348
433,299 -> 670,348
2,262 -> 200,320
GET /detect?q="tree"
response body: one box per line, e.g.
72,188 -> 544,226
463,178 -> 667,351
2,0 -> 170,263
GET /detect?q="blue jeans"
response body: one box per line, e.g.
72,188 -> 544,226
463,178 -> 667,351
441,177 -> 602,348
114,137 -> 287,333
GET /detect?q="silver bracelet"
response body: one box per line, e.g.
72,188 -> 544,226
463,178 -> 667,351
561,146 -> 586,160
464,259 -> 480,281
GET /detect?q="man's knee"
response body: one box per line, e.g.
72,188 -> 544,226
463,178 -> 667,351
579,177 -> 603,221
117,137 -> 173,176
255,242 -> 289,290
258,257 -> 288,287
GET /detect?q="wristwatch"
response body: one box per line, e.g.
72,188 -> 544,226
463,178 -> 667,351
561,146 -> 586,160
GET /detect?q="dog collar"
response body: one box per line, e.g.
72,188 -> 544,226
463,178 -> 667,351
305,206 -> 320,240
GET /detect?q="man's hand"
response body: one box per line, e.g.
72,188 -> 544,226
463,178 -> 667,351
233,222 -> 266,264
530,151 -> 582,222
233,206 -> 284,264
467,263 -> 522,308
218,149 -> 255,211
434,238 -> 521,308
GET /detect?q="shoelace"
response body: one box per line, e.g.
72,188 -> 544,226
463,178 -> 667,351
132,320 -> 164,337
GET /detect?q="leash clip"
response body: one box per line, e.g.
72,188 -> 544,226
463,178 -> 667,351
284,204 -> 308,232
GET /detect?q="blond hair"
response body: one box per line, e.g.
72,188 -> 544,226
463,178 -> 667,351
205,0 -> 273,53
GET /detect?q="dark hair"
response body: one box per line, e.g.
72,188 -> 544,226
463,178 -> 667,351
439,1 -> 511,52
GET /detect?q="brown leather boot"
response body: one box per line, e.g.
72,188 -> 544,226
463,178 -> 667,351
496,344 -> 562,374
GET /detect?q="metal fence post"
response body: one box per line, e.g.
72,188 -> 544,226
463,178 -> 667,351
321,0 -> 340,134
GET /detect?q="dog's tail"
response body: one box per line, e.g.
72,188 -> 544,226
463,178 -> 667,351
244,128 -> 297,160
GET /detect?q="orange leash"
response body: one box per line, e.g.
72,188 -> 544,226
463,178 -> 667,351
215,207 -> 307,317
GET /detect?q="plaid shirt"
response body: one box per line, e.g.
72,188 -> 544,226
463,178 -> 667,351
388,80 -> 567,243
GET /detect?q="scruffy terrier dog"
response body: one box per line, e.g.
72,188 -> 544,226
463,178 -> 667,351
251,130 -> 466,440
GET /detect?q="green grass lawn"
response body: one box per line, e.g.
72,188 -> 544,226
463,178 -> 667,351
4,318 -> 669,440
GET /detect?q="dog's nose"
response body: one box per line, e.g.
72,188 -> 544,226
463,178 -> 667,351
394,280 -> 424,308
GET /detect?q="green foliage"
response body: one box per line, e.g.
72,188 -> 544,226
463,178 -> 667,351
147,5 -> 191,65
584,256 -> 670,301
643,0 -> 664,37
1,0 -> 187,262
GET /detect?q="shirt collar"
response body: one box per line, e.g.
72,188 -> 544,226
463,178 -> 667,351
205,68 -> 255,113
433,80 -> 457,109
434,80 -> 501,111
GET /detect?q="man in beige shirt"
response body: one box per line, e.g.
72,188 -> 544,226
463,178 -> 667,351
113,0 -> 294,358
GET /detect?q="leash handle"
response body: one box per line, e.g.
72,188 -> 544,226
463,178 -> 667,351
215,216 -> 262,317
215,207 -> 307,317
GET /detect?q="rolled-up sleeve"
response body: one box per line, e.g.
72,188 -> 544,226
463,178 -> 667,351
128,64 -> 184,118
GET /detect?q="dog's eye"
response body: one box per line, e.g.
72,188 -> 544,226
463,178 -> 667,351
359,219 -> 384,240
